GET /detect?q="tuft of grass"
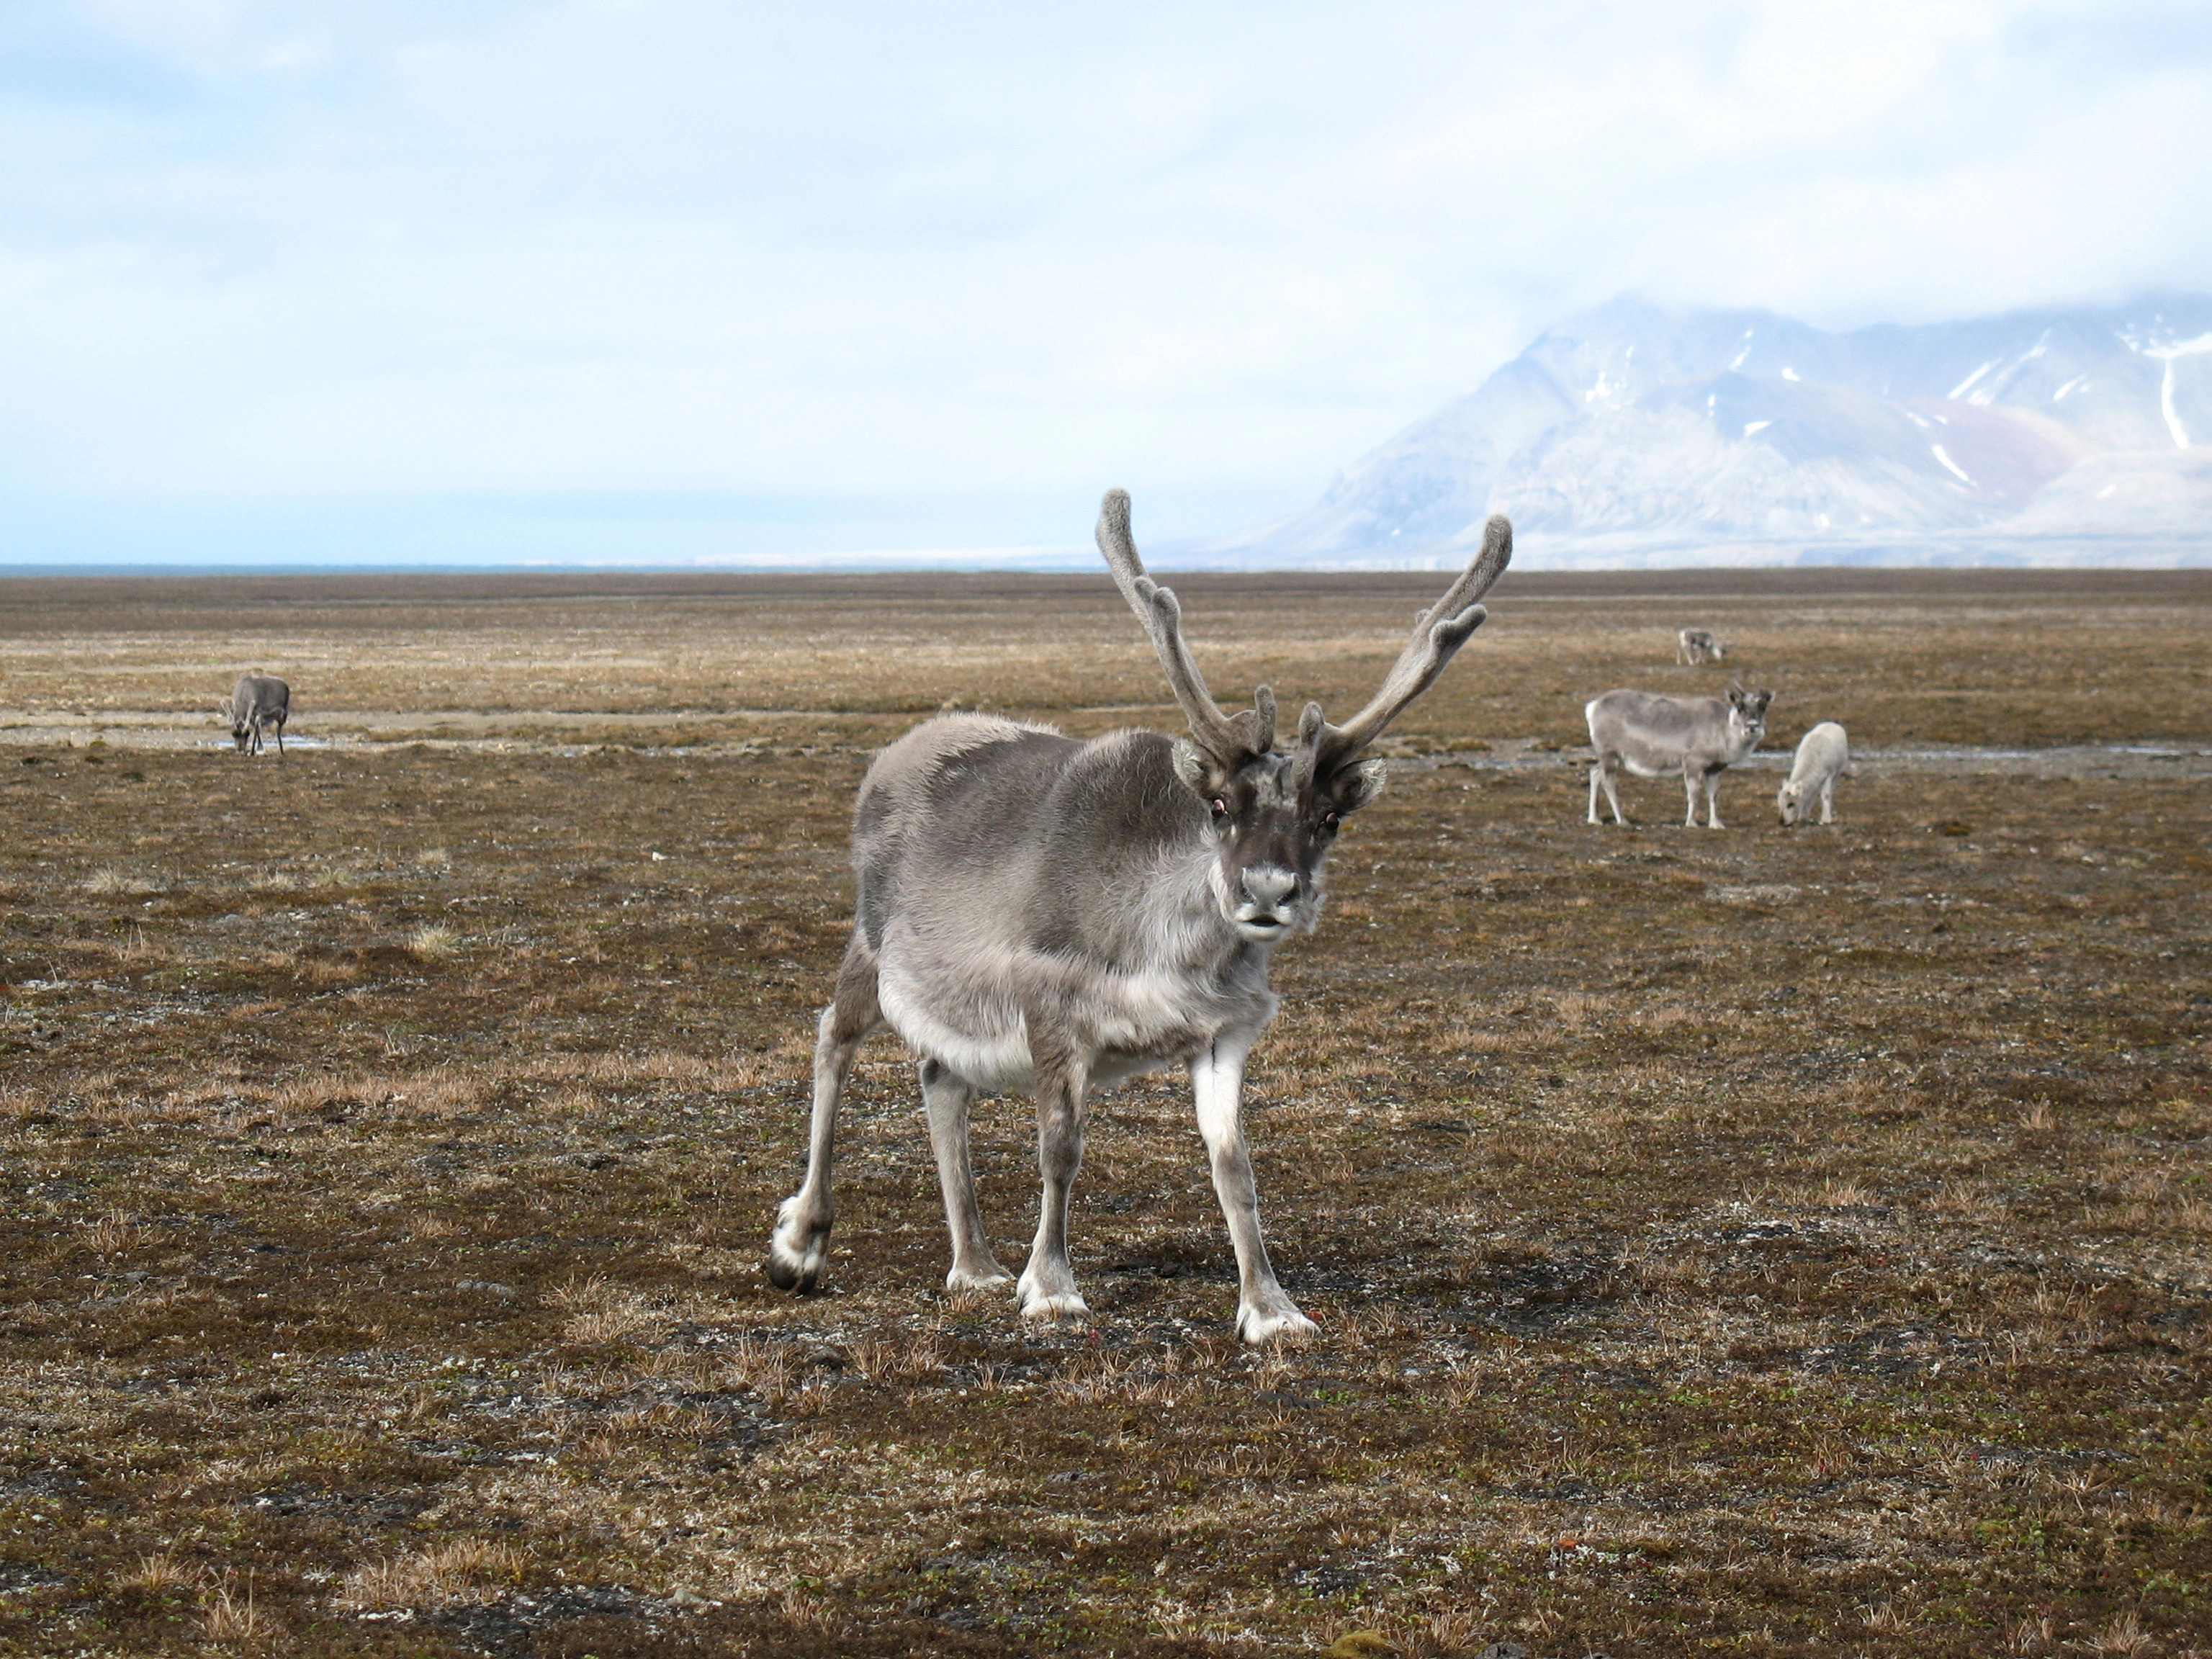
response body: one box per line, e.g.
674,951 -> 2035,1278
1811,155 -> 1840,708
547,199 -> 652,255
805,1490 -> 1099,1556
338,1539 -> 523,1612
78,865 -> 162,896
406,923 -> 460,961
552,1274 -> 667,1348
85,1210 -> 142,1256
120,1552 -> 194,1594
202,1570 -> 266,1642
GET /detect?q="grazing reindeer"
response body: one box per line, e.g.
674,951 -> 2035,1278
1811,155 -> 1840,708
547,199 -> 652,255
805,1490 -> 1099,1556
1676,627 -> 1726,665
766,490 -> 1513,1342
220,675 -> 290,755
1586,682 -> 1771,829
1777,721 -> 1849,826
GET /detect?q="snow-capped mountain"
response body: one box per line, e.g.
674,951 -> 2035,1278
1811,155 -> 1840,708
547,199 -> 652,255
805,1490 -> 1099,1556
1192,295 -> 2212,567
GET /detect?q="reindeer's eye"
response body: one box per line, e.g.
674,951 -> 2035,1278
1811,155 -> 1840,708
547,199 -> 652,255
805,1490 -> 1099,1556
1321,810 -> 1341,834
1210,798 -> 1230,824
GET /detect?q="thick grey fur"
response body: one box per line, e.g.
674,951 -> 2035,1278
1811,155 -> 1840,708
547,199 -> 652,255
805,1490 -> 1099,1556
1777,721 -> 1849,825
220,675 -> 290,755
1676,627 -> 1726,665
766,490 -> 1512,1343
1586,683 -> 1772,829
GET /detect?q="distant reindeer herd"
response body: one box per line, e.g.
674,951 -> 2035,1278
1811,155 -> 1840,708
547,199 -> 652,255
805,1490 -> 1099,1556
157,498 -> 1859,1344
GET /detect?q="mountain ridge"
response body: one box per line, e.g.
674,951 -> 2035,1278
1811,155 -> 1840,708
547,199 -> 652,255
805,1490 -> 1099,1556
1184,293 -> 2212,568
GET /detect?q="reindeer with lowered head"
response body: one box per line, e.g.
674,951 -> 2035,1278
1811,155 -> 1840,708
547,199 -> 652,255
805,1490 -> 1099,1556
766,490 -> 1511,1342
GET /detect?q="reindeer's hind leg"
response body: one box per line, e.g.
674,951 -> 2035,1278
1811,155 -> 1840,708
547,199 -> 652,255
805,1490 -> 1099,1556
1590,753 -> 1629,826
767,931 -> 881,1293
921,1058 -> 1011,1292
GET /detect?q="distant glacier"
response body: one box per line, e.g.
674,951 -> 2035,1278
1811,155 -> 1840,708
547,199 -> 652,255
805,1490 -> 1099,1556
1173,294 -> 2212,569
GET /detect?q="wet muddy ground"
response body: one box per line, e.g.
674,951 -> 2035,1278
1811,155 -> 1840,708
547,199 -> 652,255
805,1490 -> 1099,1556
1,567 -> 2208,1655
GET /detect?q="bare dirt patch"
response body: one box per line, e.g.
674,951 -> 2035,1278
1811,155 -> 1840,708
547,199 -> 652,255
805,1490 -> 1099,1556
1,568 -> 2208,1656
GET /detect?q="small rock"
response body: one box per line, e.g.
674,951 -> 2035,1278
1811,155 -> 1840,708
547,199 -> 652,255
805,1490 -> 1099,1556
456,1279 -> 517,1297
1324,1634 -> 1398,1658
804,1345 -> 845,1372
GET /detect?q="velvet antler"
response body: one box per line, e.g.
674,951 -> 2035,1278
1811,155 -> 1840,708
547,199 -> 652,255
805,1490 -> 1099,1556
1097,489 -> 1276,762
1295,515 -> 1512,783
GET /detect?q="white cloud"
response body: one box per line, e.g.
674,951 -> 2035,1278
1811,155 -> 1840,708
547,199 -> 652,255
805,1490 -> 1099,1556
1,0 -> 2207,554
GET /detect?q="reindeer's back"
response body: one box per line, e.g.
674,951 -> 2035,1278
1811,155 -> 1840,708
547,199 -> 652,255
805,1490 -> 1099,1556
233,675 -> 289,717
1587,689 -> 1724,749
851,716 -> 1079,952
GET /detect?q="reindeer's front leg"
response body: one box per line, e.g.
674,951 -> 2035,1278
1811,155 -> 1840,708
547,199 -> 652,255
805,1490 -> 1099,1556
767,934 -> 879,1293
1017,1019 -> 1089,1321
1192,1033 -> 1316,1344
920,1057 -> 1012,1293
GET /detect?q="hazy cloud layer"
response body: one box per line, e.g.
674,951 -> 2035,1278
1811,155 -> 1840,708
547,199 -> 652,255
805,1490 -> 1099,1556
3,1 -> 2208,559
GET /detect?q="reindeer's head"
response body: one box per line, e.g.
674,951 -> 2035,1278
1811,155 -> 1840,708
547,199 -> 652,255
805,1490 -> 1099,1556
1776,775 -> 1807,826
1097,490 -> 1511,945
1727,682 -> 1773,749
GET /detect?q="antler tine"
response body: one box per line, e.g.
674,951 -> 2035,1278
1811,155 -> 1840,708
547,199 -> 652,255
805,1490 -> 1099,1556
1096,489 -> 1268,760
1306,514 -> 1513,775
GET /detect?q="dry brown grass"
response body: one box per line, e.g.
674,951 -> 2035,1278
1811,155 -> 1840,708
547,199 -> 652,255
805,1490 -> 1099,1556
1,568 -> 2208,1656
405,922 -> 460,961
337,1539 -> 526,1611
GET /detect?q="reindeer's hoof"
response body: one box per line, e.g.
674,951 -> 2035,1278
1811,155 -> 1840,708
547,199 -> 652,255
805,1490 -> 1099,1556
945,1263 -> 1015,1295
1017,1269 -> 1088,1321
1019,1292 -> 1089,1321
1238,1303 -> 1319,1346
766,1200 -> 831,1295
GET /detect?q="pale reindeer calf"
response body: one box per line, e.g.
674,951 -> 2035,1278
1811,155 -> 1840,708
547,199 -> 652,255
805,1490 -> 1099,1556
1777,721 -> 1849,826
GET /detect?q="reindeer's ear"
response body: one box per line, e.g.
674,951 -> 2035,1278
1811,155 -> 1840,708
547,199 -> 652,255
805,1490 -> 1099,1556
1331,757 -> 1390,815
1169,737 -> 1216,799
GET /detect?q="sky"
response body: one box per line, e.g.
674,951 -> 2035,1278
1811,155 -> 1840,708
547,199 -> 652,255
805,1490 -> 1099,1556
3,1 -> 2209,567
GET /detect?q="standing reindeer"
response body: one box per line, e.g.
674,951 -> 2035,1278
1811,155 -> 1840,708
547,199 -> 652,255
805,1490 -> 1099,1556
1586,682 -> 1771,829
766,490 -> 1512,1342
1676,628 -> 1726,665
220,675 -> 290,755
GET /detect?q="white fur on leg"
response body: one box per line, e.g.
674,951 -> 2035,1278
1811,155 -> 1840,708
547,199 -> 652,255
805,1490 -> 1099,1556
945,1263 -> 1015,1294
766,1193 -> 832,1293
1016,1260 -> 1088,1321
1237,1297 -> 1318,1345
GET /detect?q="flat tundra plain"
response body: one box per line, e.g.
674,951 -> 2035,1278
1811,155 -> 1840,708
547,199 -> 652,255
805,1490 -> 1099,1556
1,567 -> 2208,1658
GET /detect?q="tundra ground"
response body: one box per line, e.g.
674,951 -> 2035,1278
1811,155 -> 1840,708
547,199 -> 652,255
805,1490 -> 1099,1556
1,568 -> 2208,1656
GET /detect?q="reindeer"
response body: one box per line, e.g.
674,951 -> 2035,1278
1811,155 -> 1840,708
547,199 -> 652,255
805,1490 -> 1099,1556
1777,721 -> 1849,826
766,490 -> 1512,1342
1586,682 -> 1771,830
1676,628 -> 1726,665
220,675 -> 290,755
